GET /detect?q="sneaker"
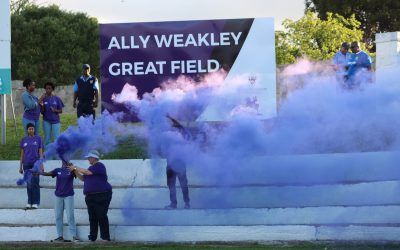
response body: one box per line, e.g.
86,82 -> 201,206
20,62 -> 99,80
72,236 -> 80,242
31,204 -> 39,209
184,203 -> 190,209
100,238 -> 111,242
51,236 -> 64,242
164,204 -> 177,209
25,204 -> 31,209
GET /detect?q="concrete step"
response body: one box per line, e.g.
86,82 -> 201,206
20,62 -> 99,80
1,206 -> 400,226
1,225 -> 400,242
2,151 -> 400,187
1,180 -> 400,209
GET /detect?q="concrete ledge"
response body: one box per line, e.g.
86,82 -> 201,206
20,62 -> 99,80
317,225 -> 400,241
0,225 -> 316,242
2,152 -> 400,187
2,224 -> 400,241
2,206 -> 400,226
2,180 -> 400,209
375,32 -> 400,43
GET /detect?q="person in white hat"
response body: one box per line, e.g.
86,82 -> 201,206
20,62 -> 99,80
68,150 -> 112,241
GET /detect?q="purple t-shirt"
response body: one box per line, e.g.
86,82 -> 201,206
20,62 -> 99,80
20,135 -> 43,167
83,162 -> 112,194
43,95 -> 64,124
51,167 -> 75,197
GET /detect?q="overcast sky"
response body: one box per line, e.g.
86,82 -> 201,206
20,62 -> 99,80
34,0 -> 305,30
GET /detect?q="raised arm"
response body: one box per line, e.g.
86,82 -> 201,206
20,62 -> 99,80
67,164 -> 93,182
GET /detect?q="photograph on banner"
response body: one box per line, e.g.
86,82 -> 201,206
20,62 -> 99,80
100,18 -> 276,121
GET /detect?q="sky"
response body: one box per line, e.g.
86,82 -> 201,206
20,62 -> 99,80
34,0 -> 305,30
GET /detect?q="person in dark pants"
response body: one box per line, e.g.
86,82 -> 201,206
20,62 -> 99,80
166,159 -> 190,209
68,150 -> 112,241
73,64 -> 99,120
164,115 -> 190,209
19,123 -> 44,209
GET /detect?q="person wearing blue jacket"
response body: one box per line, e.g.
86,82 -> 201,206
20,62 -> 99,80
346,41 -> 373,89
22,79 -> 41,135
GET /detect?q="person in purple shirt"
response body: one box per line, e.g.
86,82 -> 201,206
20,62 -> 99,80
68,150 -> 112,242
19,123 -> 43,209
39,82 -> 64,147
42,161 -> 80,242
22,79 -> 41,135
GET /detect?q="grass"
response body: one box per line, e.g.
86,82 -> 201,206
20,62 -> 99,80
0,113 -> 147,160
1,242 -> 400,250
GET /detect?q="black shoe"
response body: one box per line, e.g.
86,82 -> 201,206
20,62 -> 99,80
51,236 -> 64,242
164,204 -> 177,209
88,235 -> 96,242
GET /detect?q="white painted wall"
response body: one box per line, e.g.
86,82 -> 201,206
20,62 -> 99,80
2,152 -> 400,241
375,32 -> 400,85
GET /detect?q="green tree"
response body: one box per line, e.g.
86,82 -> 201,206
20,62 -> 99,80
305,0 -> 400,43
276,12 -> 363,65
11,3 -> 99,86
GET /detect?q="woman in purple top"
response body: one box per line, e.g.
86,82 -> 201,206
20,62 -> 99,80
19,123 -> 43,209
68,150 -> 112,242
42,162 -> 80,242
22,79 -> 41,135
39,82 -> 64,147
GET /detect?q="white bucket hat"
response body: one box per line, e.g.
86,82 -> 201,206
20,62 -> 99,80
84,150 -> 100,159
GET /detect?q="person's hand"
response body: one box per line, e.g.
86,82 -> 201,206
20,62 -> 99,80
73,102 -> 77,108
67,164 -> 76,172
19,166 -> 23,174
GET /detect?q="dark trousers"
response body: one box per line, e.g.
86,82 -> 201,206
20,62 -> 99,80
85,191 -> 112,241
24,164 -> 40,205
77,102 -> 96,120
166,166 -> 190,206
27,175 -> 40,205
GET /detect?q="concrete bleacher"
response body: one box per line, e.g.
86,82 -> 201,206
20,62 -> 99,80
1,152 -> 400,242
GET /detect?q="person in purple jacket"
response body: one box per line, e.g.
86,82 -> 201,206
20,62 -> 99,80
39,82 -> 64,147
22,79 -> 41,135
19,123 -> 43,209
68,150 -> 112,242
42,161 -> 80,242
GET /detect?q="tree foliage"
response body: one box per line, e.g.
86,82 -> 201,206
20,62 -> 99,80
305,0 -> 400,42
276,12 -> 364,65
11,3 -> 99,86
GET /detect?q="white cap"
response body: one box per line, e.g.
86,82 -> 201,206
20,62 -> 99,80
84,150 -> 100,159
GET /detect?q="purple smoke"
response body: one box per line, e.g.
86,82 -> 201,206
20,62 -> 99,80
16,111 -> 138,186
111,61 -> 400,210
